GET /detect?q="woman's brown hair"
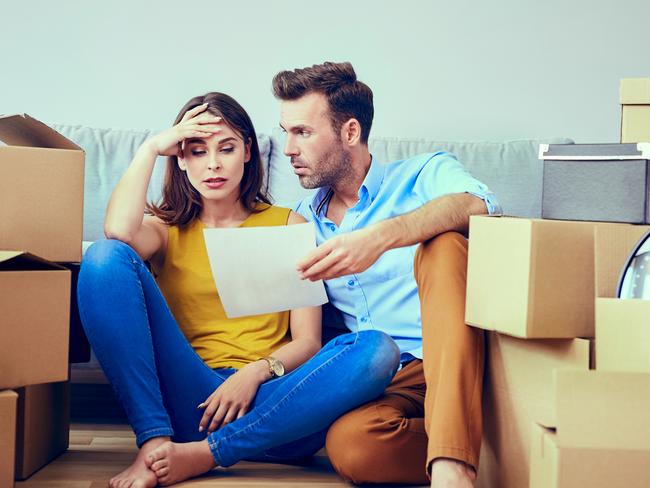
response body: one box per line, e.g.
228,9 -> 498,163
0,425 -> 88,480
146,92 -> 270,226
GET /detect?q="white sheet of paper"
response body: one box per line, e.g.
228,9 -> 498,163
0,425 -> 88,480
203,222 -> 328,318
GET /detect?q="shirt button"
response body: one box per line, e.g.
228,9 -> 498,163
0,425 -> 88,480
347,279 -> 355,287
360,316 -> 368,323
328,224 -> 336,231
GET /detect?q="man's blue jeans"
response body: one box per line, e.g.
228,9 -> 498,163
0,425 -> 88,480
77,239 -> 400,467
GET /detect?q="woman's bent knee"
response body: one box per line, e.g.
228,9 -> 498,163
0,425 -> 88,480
82,239 -> 137,271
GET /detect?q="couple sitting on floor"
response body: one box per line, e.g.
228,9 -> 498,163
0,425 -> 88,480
78,60 -> 500,488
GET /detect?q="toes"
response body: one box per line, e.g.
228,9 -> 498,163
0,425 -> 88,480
154,466 -> 169,478
151,459 -> 168,472
146,443 -> 170,467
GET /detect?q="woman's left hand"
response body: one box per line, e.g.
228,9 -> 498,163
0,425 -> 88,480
198,361 -> 268,433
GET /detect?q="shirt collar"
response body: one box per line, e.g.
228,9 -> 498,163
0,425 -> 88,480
360,155 -> 384,202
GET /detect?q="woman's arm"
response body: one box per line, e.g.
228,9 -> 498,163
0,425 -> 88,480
104,103 -> 221,262
245,211 -> 323,375
199,211 -> 323,432
104,142 -> 167,261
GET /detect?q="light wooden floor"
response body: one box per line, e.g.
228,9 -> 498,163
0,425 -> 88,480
14,423 -> 426,488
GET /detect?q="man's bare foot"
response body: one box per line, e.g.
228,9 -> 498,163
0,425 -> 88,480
109,436 -> 169,488
430,458 -> 477,488
145,440 -> 216,486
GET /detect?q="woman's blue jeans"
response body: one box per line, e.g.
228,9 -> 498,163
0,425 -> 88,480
77,239 -> 400,467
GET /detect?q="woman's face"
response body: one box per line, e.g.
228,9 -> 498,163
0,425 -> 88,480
178,119 -> 251,204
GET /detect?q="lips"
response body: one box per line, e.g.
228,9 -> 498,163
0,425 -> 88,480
203,177 -> 227,189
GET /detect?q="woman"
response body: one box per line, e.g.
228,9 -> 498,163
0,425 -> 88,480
78,92 -> 400,488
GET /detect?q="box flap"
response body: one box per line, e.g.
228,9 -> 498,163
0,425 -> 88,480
0,251 -> 66,271
0,114 -> 81,150
539,142 -> 649,160
621,78 -> 650,104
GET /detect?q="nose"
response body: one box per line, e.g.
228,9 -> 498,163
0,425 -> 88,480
284,135 -> 298,157
207,154 -> 221,170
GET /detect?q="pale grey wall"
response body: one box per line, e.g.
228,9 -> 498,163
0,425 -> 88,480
1,0 -> 648,142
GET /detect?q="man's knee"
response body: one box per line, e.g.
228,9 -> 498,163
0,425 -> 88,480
414,231 -> 468,282
326,410 -> 379,484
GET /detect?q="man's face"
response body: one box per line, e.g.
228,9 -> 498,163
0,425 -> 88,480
280,92 -> 351,189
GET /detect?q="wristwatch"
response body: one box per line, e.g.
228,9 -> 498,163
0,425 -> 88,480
260,356 -> 285,378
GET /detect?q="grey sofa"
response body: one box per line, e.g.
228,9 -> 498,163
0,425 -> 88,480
52,122 -> 572,381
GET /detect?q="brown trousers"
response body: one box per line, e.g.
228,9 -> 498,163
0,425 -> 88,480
325,232 -> 485,484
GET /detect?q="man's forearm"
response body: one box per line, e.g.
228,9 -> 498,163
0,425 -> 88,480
374,193 -> 489,251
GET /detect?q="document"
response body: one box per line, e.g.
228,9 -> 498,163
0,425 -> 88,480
203,222 -> 328,318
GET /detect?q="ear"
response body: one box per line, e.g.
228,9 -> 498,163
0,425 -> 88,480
244,138 -> 252,163
177,142 -> 187,171
341,118 -> 361,147
177,155 -> 187,171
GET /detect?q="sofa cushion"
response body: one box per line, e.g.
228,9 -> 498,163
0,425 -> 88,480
267,128 -> 573,218
53,124 -> 271,242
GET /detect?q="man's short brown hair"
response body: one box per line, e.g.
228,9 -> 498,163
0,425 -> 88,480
272,61 -> 374,144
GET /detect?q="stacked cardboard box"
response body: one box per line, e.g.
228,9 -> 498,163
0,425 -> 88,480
466,215 -> 604,488
0,114 -> 84,484
621,78 -> 650,143
529,224 -> 650,487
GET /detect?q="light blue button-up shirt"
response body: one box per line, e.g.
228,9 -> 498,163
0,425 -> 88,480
294,151 -> 501,360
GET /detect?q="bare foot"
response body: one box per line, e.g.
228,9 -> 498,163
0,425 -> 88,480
145,440 -> 216,486
109,436 -> 169,488
430,458 -> 477,488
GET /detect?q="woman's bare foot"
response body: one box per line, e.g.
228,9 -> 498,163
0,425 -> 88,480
109,436 -> 170,488
145,439 -> 216,486
430,458 -> 477,488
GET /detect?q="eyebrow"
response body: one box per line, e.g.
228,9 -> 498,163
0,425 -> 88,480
186,136 -> 238,145
279,123 -> 311,133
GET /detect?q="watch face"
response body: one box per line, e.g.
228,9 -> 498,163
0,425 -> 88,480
272,361 -> 285,376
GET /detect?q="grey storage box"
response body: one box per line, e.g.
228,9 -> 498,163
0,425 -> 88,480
539,143 -> 650,223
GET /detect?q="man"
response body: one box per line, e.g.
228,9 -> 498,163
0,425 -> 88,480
272,62 -> 501,488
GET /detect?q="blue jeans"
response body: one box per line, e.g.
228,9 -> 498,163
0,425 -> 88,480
77,239 -> 400,467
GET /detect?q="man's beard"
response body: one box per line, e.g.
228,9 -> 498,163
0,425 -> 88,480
297,143 -> 351,190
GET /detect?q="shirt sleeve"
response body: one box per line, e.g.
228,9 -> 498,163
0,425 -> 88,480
412,152 -> 502,215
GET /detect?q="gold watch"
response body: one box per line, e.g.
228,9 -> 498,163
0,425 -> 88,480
260,356 -> 285,377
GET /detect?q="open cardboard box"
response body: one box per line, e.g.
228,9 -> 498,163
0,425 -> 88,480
594,224 -> 650,371
466,215 -> 607,338
0,113 -> 84,263
0,251 -> 70,390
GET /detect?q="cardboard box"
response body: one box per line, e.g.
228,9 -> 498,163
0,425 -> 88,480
476,332 -> 590,488
556,370 -> 650,449
0,113 -> 84,263
539,143 -> 650,223
0,390 -> 18,488
0,251 -> 70,389
594,224 -> 650,372
15,382 -> 70,480
621,78 -> 650,143
529,423 -> 650,488
466,215 -> 601,338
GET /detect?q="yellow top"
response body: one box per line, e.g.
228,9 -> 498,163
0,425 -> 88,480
155,204 -> 292,369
